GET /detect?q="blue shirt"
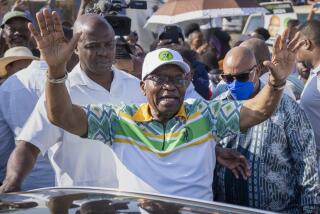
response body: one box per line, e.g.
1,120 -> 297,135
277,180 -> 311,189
0,60 -> 55,190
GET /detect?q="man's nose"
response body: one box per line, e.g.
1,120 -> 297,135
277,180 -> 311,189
162,81 -> 177,90
13,30 -> 22,35
97,47 -> 109,56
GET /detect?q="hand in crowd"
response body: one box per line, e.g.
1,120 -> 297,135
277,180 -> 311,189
0,179 -> 21,193
196,42 -> 209,55
12,0 -> 28,12
0,0 -> 9,14
263,29 -> 304,86
216,147 -> 250,180
81,0 -> 93,6
79,0 -> 93,11
28,9 -> 80,75
77,0 -> 93,18
308,2 -> 319,21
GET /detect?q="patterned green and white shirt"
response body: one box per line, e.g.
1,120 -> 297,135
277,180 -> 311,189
83,99 -> 242,200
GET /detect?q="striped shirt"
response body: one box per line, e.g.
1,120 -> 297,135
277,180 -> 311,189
83,99 -> 242,200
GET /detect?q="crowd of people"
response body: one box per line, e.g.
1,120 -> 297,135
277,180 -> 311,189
0,0 -> 319,213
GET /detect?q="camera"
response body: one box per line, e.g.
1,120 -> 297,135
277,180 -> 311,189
86,0 -> 147,36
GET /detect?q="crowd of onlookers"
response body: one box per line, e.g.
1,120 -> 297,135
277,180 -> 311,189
0,0 -> 319,213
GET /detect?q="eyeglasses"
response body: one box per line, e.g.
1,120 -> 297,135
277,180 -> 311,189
145,75 -> 189,87
221,65 -> 257,83
4,25 -> 29,33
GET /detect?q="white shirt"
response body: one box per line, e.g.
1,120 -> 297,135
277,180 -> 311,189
300,66 -> 320,156
0,60 -> 55,190
17,64 -> 147,187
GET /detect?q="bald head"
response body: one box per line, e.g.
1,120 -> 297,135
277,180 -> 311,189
73,14 -> 115,38
223,46 -> 256,75
240,38 -> 270,63
73,14 -> 116,76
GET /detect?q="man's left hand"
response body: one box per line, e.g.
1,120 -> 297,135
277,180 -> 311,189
216,147 -> 251,180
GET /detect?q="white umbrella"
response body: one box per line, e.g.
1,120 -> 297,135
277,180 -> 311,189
144,0 -> 268,31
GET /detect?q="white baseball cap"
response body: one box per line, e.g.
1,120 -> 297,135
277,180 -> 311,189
142,48 -> 190,80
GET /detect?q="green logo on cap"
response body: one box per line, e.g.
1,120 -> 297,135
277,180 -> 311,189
159,51 -> 173,61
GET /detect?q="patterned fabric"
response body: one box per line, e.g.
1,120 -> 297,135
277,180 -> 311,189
212,80 -> 228,99
84,99 -> 241,154
214,91 -> 320,213
82,99 -> 242,200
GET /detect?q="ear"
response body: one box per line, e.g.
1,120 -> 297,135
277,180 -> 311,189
186,71 -> 193,81
256,63 -> 264,76
303,39 -> 312,50
255,67 -> 262,81
74,44 -> 79,55
74,45 -> 79,56
140,81 -> 147,96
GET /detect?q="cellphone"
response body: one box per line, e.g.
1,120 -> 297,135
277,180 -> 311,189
159,25 -> 181,44
314,2 -> 320,8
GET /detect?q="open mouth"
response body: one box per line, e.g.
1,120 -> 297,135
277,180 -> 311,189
158,96 -> 179,103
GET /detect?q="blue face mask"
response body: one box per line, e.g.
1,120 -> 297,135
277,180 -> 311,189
227,80 -> 254,100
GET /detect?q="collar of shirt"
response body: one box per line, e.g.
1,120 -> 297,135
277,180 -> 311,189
18,59 -> 47,75
132,103 -> 187,122
68,63 -> 124,92
31,60 -> 48,70
311,65 -> 320,76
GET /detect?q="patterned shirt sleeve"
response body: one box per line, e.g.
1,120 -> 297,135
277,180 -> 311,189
207,99 -> 242,140
83,104 -> 117,145
283,97 -> 320,212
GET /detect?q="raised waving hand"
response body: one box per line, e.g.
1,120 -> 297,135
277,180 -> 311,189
264,29 -> 304,85
28,9 -> 80,76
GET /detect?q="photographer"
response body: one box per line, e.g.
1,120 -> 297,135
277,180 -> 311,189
114,36 -> 143,79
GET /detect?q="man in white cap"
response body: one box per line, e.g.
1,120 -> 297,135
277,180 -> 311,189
0,46 -> 38,84
25,10 -> 303,200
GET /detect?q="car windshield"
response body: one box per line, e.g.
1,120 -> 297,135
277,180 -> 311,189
297,13 -> 320,23
0,188 -> 275,214
243,15 -> 263,35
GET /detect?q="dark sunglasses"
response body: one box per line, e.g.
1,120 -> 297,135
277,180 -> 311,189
221,65 -> 257,83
